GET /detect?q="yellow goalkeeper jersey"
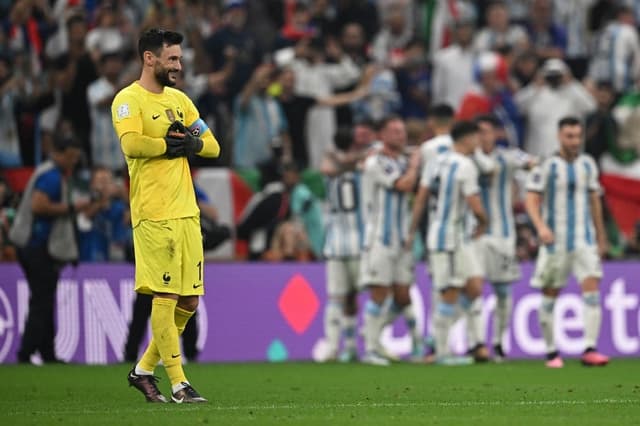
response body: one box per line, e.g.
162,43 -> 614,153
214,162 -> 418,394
111,81 -> 219,227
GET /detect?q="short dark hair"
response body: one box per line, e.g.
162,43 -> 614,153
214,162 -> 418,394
428,104 -> 455,121
451,120 -> 479,142
475,114 -> 501,127
558,116 -> 581,130
376,114 -> 403,132
138,28 -> 184,60
334,126 -> 354,152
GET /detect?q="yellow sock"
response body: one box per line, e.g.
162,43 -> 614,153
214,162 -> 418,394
149,297 -> 187,387
175,306 -> 195,334
137,305 -> 195,373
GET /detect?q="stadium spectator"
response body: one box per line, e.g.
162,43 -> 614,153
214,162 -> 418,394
288,162 -> 324,259
275,65 -> 370,169
431,5 -> 476,111
525,0 -> 567,60
233,63 -> 290,168
587,5 -> 640,95
515,58 -> 596,158
85,2 -> 126,64
77,166 -> 130,262
0,53 -> 22,167
586,81 -> 621,167
371,0 -> 414,67
87,51 -> 126,174
290,35 -> 360,169
553,0 -> 597,79
340,22 -> 369,66
509,49 -> 540,89
334,0 -> 380,42
9,124 -> 87,364
352,65 -> 400,123
457,51 -> 522,147
395,39 -> 430,121
473,1 -> 529,54
204,0 -> 261,107
273,1 -> 318,51
55,14 -> 99,166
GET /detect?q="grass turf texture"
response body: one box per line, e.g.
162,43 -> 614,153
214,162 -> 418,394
1,360 -> 639,425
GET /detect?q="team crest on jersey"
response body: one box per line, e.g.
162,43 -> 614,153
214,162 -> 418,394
117,104 -> 130,119
532,172 -> 541,184
165,109 -> 176,122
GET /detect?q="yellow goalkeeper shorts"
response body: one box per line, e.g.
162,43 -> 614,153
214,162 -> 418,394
132,216 -> 204,296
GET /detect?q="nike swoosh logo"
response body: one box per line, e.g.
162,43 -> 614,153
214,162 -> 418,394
171,354 -> 180,358
152,114 -> 160,120
193,283 -> 203,289
172,396 -> 184,404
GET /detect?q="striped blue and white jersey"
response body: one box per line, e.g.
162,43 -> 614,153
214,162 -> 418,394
361,152 -> 411,249
419,134 -> 453,170
323,170 -> 363,259
479,147 -> 533,241
588,21 -> 640,93
426,151 -> 479,251
526,153 -> 600,252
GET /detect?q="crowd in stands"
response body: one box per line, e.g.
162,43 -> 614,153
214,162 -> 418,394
2,0 -> 640,262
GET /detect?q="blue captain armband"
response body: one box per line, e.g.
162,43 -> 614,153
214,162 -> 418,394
187,118 -> 209,137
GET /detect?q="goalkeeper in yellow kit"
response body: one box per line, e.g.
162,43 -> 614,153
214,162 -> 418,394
111,29 -> 220,403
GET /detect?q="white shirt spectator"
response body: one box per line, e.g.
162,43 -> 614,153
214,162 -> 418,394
516,80 -> 596,158
473,25 -> 528,52
87,77 -> 125,171
431,44 -> 475,110
291,56 -> 360,169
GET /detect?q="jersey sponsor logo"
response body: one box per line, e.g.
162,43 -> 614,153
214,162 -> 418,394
152,114 -> 160,120
117,104 -> 130,119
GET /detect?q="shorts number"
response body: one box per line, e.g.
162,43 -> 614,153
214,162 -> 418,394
197,261 -> 202,281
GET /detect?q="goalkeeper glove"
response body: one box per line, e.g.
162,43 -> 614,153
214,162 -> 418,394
164,121 -> 203,157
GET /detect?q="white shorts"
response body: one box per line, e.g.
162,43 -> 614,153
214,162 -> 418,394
326,258 -> 360,296
428,249 -> 468,291
461,241 -> 484,280
360,244 -> 414,287
476,236 -> 521,284
531,246 -> 602,289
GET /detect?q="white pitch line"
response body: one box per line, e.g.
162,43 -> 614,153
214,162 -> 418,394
4,398 -> 638,416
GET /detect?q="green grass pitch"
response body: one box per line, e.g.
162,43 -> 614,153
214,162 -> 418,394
1,359 -> 639,425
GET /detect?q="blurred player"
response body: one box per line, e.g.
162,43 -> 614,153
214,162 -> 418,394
473,115 -> 537,361
525,116 -> 609,368
421,121 -> 488,363
360,116 -> 421,366
112,29 -> 220,403
318,127 -> 367,362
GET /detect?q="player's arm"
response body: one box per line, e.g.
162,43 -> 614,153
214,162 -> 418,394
524,164 -> 554,244
589,190 -> 608,257
113,93 -> 168,158
406,184 -> 430,249
394,149 -> 421,192
462,161 -> 487,237
586,158 -> 607,257
466,193 -> 488,238
525,191 -> 554,245
185,95 -> 220,158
